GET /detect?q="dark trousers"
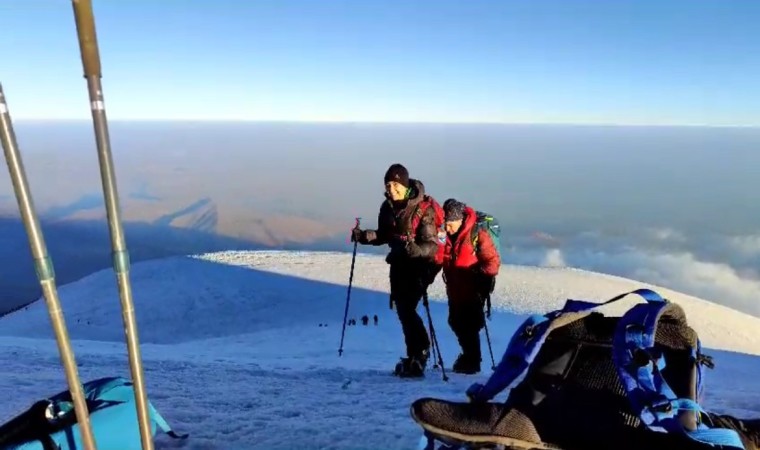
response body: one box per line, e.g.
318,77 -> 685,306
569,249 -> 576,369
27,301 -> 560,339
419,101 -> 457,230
448,299 -> 485,360
389,262 -> 437,358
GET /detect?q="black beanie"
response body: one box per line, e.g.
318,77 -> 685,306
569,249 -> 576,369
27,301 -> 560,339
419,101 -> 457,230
443,198 -> 466,222
384,163 -> 410,187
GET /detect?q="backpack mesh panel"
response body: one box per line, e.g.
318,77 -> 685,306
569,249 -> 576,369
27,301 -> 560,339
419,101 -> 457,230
507,311 -> 701,447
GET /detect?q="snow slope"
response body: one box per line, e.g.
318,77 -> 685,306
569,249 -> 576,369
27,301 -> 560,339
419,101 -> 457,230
0,250 -> 759,450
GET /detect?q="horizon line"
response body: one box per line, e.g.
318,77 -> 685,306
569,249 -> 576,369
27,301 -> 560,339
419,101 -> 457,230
7,118 -> 760,129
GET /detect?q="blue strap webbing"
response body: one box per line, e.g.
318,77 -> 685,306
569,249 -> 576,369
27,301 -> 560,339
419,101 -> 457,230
470,313 -> 550,401
612,296 -> 746,449
468,288 -> 662,402
149,402 -> 189,439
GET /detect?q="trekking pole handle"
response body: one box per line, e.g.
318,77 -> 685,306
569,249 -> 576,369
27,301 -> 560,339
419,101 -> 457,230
71,0 -> 102,78
347,217 -> 362,245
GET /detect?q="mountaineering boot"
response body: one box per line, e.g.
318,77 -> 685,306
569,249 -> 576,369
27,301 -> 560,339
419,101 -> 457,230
452,353 -> 481,375
395,348 -> 429,378
453,332 -> 482,374
419,347 -> 430,367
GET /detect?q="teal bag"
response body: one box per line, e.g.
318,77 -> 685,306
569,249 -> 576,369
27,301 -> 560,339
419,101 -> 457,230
0,376 -> 187,450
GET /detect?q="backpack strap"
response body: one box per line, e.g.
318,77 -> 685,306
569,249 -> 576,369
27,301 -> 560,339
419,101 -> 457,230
470,213 -> 488,252
406,197 -> 431,241
149,403 -> 189,439
467,288 -> 660,402
612,296 -> 745,449
695,337 -> 715,402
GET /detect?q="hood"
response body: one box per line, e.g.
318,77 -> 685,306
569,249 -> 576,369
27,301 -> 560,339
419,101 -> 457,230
453,206 -> 478,241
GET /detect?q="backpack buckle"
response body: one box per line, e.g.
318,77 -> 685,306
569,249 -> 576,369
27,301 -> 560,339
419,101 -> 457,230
650,399 -> 674,413
697,352 -> 715,369
631,348 -> 652,368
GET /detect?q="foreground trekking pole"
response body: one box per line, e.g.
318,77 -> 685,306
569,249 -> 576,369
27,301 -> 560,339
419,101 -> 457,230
482,306 -> 496,370
339,218 -> 360,356
70,1 -> 153,449
422,292 -> 448,382
0,83 -> 98,450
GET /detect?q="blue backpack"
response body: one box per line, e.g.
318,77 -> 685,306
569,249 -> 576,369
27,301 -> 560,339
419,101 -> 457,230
465,288 -> 747,449
0,376 -> 187,450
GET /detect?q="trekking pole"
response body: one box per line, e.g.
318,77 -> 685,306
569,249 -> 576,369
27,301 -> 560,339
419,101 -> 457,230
339,218 -> 360,356
422,292 -> 448,382
483,296 -> 496,370
0,83 -> 98,450
70,2 -> 153,449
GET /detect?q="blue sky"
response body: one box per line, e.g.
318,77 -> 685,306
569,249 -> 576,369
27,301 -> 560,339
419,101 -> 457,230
1,0 -> 758,125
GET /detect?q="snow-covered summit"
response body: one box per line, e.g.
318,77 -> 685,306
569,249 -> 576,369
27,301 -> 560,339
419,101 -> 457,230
2,250 -> 759,356
1,249 -> 759,450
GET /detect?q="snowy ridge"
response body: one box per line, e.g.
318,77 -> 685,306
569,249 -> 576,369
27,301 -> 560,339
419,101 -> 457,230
199,250 -> 760,356
0,250 -> 758,449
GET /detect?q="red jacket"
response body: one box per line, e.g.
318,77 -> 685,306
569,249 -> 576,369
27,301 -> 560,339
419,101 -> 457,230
442,206 -> 500,305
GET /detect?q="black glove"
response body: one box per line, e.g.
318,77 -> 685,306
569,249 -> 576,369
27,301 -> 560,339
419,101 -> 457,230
485,274 -> 496,293
350,227 -> 363,243
472,266 -> 495,298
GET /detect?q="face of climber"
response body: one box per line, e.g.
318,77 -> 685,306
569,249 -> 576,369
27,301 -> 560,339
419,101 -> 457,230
445,219 -> 463,235
385,181 -> 407,201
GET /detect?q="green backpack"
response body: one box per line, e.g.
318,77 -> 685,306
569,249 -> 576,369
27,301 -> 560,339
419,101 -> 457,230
471,211 -> 502,260
470,211 -> 501,317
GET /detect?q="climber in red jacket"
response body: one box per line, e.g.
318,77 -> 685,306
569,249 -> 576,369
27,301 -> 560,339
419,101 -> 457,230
441,199 -> 500,374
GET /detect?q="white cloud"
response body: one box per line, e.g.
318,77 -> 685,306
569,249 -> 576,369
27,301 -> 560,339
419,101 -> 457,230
558,247 -> 760,317
541,249 -> 566,268
626,251 -> 760,316
646,227 -> 687,243
509,228 -> 760,318
726,234 -> 760,257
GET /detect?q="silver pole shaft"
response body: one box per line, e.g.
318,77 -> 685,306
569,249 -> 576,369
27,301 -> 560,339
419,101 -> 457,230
70,1 -> 153,448
0,83 -> 98,450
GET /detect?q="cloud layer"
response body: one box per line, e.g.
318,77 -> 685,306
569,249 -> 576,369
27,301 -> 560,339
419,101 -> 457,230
506,227 -> 760,318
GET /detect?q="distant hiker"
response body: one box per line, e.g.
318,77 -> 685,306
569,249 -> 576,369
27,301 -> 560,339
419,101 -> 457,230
373,314 -> 378,326
441,199 -> 500,374
361,315 -> 369,326
351,163 -> 445,377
